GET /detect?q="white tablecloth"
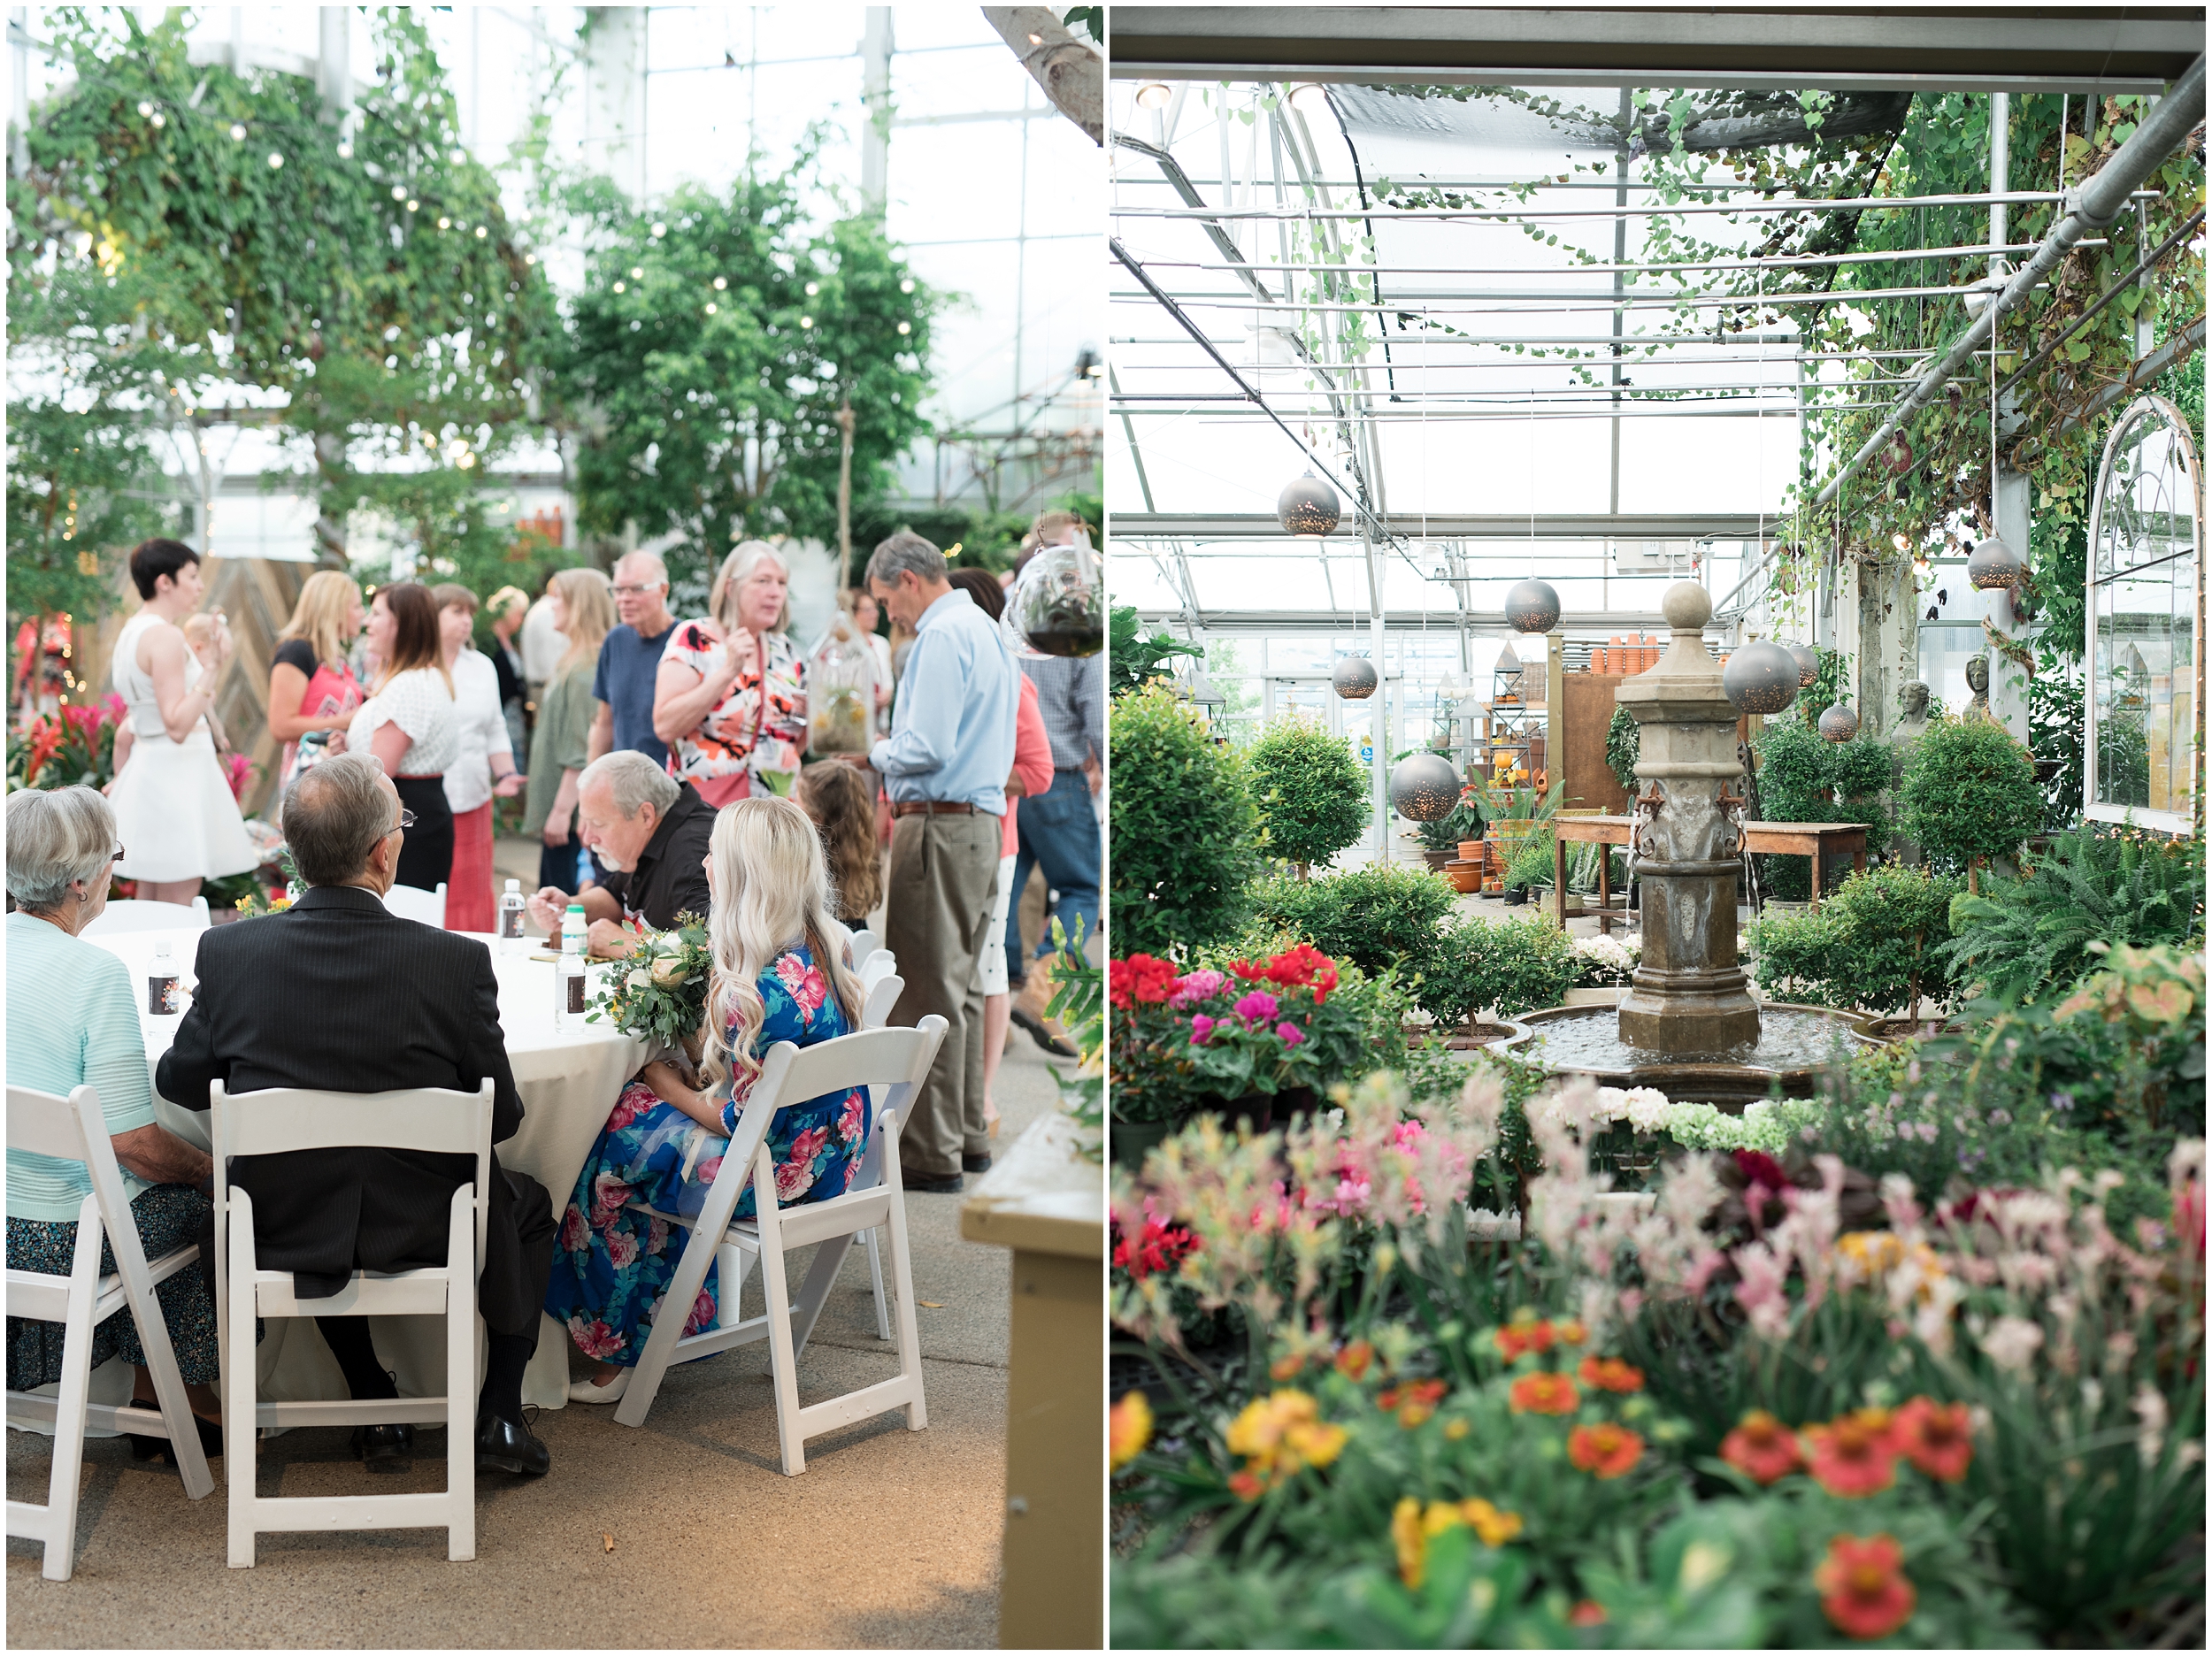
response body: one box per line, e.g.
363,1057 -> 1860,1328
80,924 -> 648,1413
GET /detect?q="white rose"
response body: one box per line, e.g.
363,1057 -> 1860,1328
650,955 -> 691,987
626,969 -> 652,991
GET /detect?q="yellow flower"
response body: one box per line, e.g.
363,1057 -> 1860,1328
1394,1495 -> 1524,1586
1225,1390 -> 1344,1487
1461,1497 -> 1525,1548
1110,1391 -> 1152,1472
1392,1498 -> 1427,1587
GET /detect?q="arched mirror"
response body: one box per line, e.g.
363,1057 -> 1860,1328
2084,395 -> 2203,832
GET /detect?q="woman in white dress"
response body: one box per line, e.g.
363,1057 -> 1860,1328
347,582 -> 460,896
432,584 -> 525,932
107,540 -> 257,905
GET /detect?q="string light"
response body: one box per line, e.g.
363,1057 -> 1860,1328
630,265 -> 643,279
799,315 -> 813,329
266,152 -> 282,168
649,222 -> 666,238
704,303 -> 718,315
406,199 -> 419,211
392,185 -> 406,201
439,215 -> 452,228
135,100 -> 152,116
150,111 -> 164,127
899,279 -> 915,294
474,225 -> 488,238
804,281 -> 819,296
228,122 -> 246,141
335,140 -> 351,157
611,280 -> 626,294
897,321 -> 910,335
712,276 -> 726,290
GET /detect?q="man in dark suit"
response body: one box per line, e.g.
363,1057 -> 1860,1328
159,755 -> 555,1477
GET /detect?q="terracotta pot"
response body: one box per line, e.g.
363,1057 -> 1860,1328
1457,840 -> 1484,863
1422,847 -> 1458,872
1445,859 -> 1480,893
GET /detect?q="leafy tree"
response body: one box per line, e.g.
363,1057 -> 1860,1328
1898,716 -> 2042,878
1753,719 -> 1893,898
1248,716 -> 1369,873
1110,683 -> 1259,957
1415,914 -> 1581,1027
559,157 -> 933,601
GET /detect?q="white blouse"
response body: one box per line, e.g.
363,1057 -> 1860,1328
349,665 -> 460,778
442,648 -> 513,815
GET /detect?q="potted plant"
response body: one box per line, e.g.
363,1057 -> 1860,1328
1177,945 -> 1347,1131
1897,716 -> 2041,891
1108,954 -> 1215,1167
1417,782 -> 1488,870
1248,716 -> 1370,878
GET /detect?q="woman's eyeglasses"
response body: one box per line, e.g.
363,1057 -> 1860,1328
111,845 -> 127,862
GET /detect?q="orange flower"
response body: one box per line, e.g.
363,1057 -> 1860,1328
1578,1355 -> 1645,1393
1508,1372 -> 1578,1415
1569,1600 -> 1609,1627
1110,1391 -> 1152,1472
1225,1389 -> 1348,1495
1554,1319 -> 1587,1346
1334,1339 -> 1376,1381
1494,1315 -> 1557,1361
1378,1377 -> 1448,1428
1270,1353 -> 1307,1381
1720,1409 -> 1804,1485
1802,1409 -> 1899,1499
1227,1468 -> 1265,1502
1567,1422 -> 1645,1478
1890,1396 -> 1973,1483
1815,1533 -> 1916,1640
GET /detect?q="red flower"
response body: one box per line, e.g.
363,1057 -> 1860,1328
1732,1148 -> 1789,1192
1334,1340 -> 1376,1381
1802,1409 -> 1899,1498
1719,1409 -> 1804,1484
1494,1318 -> 1557,1361
1508,1372 -> 1578,1415
1377,1377 -> 1447,1428
1890,1396 -> 1973,1483
1816,1533 -> 1916,1640
1110,954 -> 1180,1009
1226,1468 -> 1265,1502
1578,1356 -> 1644,1393
1270,1353 -> 1307,1381
1567,1422 -> 1644,1478
1110,1214 -> 1199,1280
1229,943 -> 1340,1004
1568,1600 -> 1608,1627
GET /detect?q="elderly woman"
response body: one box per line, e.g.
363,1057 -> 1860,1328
549,796 -> 868,1403
652,540 -> 809,807
5,787 -> 231,1464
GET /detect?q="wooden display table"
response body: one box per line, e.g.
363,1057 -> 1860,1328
1549,816 -> 1870,925
959,1113 -> 1104,1649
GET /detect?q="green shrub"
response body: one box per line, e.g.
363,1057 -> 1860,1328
1604,702 -> 1640,793
1897,716 -> 2041,875
1247,716 -> 1371,872
1746,864 -> 1962,1015
1249,863 -> 1455,981
1939,824 -> 2206,1003
1416,915 -> 1581,1025
1110,683 -> 1260,957
1752,720 -> 1893,899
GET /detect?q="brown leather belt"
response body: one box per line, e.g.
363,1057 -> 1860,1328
893,801 -> 980,816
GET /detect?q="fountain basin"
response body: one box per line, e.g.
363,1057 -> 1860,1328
1498,1002 -> 1875,1108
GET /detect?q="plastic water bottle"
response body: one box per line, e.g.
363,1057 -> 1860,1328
497,879 -> 526,955
554,926 -> 588,1031
147,941 -> 181,1016
561,901 -> 588,958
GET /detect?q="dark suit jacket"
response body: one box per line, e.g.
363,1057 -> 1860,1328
158,885 -> 542,1322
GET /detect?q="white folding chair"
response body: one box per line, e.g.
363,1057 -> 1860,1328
855,973 -> 905,1341
613,1016 -> 948,1475
860,950 -> 898,993
5,1084 -> 215,1580
860,971 -> 903,1031
846,927 -> 882,965
211,1080 -> 491,1568
380,883 -> 448,927
81,895 -> 211,937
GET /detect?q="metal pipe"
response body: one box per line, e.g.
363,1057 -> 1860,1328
1114,189 -> 2090,220
1169,239 -> 2064,276
1815,53 -> 2204,508
1999,206 -> 2205,395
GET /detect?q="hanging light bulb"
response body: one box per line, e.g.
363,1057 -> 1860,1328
1133,82 -> 1173,110
899,279 -> 915,295
1332,656 -> 1379,699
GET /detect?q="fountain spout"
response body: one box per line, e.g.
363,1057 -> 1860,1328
1613,581 -> 1761,1054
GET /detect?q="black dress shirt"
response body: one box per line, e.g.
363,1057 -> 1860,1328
596,782 -> 717,931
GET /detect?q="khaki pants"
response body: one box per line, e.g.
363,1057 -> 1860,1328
884,810 -> 1003,1179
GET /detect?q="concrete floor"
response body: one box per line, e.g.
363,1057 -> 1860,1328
9,838 -> 1076,1648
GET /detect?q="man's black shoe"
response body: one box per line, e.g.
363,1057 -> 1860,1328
474,1410 -> 550,1478
906,1169 -> 965,1194
353,1422 -> 413,1472
962,1152 -> 993,1174
128,1413 -> 223,1465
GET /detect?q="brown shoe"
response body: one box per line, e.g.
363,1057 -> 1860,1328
1011,961 -> 1079,1057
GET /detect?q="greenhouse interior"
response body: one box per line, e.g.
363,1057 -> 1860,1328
1106,7 -> 2208,1651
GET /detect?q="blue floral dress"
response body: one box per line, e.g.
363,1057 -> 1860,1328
544,946 -> 869,1368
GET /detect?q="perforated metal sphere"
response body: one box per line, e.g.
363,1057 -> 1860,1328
1723,640 -> 1800,717
1818,702 -> 1862,742
1788,644 -> 1820,686
1390,752 -> 1463,823
1967,534 -> 2024,591
1504,578 -> 1561,634
1277,471 -> 1341,537
1332,656 -> 1379,699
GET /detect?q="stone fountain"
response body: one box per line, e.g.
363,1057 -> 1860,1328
1502,581 -> 1870,1105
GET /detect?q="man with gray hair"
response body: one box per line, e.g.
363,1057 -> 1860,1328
587,549 -> 678,768
526,749 -> 715,957
158,754 -> 557,1479
858,529 -> 1019,1193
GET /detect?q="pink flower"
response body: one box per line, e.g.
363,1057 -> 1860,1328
776,954 -> 829,1020
694,1155 -> 724,1187
1189,1015 -> 1216,1045
557,1206 -> 588,1253
606,1228 -> 640,1269
1233,990 -> 1279,1024
776,1156 -> 819,1204
1276,1021 -> 1305,1047
646,1217 -> 671,1255
608,1083 -> 655,1131
589,1172 -> 633,1228
567,1315 -> 626,1361
1169,970 -> 1228,1009
837,1094 -> 866,1144
680,1288 -> 717,1336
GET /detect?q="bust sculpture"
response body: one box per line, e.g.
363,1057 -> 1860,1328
1890,679 -> 1932,865
1963,654 -> 1991,722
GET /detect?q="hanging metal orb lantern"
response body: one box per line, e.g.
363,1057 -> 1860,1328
1390,752 -> 1463,823
1788,643 -> 1820,687
1967,534 -> 2024,591
1504,578 -> 1561,634
1332,656 -> 1379,700
1723,640 -> 1800,717
1818,702 -> 1862,743
1277,470 -> 1341,537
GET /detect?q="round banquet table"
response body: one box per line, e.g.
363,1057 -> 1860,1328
77,924 -> 649,1415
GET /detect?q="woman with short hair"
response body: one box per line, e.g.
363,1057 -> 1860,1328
5,786 -> 236,1464
433,585 -> 525,932
521,567 -> 616,895
346,582 -> 459,897
548,796 -> 869,1402
652,540 -> 809,807
268,569 -> 366,794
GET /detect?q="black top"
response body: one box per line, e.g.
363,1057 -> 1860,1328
272,637 -> 319,676
596,781 -> 717,931
491,640 -> 525,709
156,885 -> 540,1324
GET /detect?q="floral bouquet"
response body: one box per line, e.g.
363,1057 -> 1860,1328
587,912 -> 713,1058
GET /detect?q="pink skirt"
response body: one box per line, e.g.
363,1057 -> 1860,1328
445,801 -> 495,932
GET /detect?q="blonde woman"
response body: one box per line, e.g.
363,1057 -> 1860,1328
268,570 -> 365,791
549,796 -> 868,1400
651,540 -> 809,807
521,567 -> 615,893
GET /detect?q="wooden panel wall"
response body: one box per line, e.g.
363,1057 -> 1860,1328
1563,671 -> 1631,814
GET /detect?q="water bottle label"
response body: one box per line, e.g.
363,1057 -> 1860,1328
148,975 -> 182,1016
565,970 -> 588,1016
500,907 -> 524,939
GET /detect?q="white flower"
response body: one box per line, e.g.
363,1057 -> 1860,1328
1623,1086 -> 1671,1133
1978,1314 -> 2045,1376
1589,1086 -> 1630,1125
650,954 -> 692,986
625,969 -> 652,991
2132,1385 -> 2169,1467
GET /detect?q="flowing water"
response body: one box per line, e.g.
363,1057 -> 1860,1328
1520,1007 -> 1864,1073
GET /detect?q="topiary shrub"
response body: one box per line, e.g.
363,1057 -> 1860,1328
1898,715 -> 2041,879
1109,683 -> 1260,957
1416,914 -> 1582,1026
1247,716 -> 1371,873
1752,721 -> 1894,899
1745,864 -> 1962,1015
1250,863 -> 1455,981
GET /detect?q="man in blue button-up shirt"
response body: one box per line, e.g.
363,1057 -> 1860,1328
864,531 -> 1018,1192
